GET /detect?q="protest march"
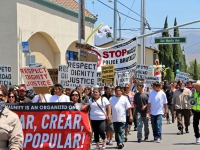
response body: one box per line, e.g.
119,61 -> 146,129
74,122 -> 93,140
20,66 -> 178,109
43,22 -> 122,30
1,34 -> 198,150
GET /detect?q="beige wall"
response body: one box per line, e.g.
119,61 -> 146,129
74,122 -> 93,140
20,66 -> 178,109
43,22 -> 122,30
0,0 -> 95,84
0,1 -> 18,84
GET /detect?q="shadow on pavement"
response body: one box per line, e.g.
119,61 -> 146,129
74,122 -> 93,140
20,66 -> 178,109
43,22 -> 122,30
173,143 -> 199,145
162,132 -> 178,135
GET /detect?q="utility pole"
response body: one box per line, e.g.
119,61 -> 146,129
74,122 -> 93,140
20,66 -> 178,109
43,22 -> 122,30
78,0 -> 85,60
140,0 -> 146,65
113,0 -> 117,44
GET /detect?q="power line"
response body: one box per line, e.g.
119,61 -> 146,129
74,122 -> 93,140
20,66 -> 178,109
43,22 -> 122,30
184,42 -> 200,49
121,0 -> 135,27
117,0 -> 146,21
97,0 -> 141,23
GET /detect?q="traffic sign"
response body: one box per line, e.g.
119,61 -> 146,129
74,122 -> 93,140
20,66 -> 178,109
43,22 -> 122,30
154,37 -> 186,44
22,41 -> 30,53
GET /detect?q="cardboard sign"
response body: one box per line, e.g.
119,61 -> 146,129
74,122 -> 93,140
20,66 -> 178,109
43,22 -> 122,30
33,87 -> 51,95
58,61 -> 97,89
80,50 -> 98,62
97,72 -> 106,86
135,64 -> 149,79
0,65 -> 12,86
48,69 -> 58,85
91,37 -> 137,72
145,76 -> 159,87
175,71 -> 190,83
20,66 -> 54,87
101,65 -> 114,84
7,103 -> 90,150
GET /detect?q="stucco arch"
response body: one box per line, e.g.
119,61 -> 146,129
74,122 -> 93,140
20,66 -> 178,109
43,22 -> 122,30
28,32 -> 60,68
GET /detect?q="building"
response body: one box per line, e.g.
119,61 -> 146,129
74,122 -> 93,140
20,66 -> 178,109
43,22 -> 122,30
0,0 -> 97,84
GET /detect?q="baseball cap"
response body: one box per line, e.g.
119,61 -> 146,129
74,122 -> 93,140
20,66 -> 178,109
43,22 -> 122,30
137,81 -> 144,86
177,80 -> 184,85
19,86 -> 26,91
104,86 -> 110,90
153,81 -> 161,86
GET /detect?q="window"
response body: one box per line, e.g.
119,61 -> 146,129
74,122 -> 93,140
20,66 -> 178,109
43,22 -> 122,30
66,51 -> 78,61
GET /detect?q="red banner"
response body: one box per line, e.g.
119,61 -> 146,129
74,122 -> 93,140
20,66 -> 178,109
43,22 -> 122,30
13,108 -> 90,150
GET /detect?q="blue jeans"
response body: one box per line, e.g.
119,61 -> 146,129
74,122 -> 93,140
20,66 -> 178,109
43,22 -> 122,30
137,116 -> 149,140
151,114 -> 162,139
113,122 -> 126,145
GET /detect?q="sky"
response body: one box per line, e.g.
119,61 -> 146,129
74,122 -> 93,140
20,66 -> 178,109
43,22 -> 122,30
85,0 -> 200,38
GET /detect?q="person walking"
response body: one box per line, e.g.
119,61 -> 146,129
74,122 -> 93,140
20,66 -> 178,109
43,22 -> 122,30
0,97 -> 24,150
50,83 -> 70,102
165,85 -> 174,124
109,86 -> 133,149
147,81 -> 167,143
172,80 -> 192,135
189,80 -> 200,143
89,87 -> 111,150
18,86 -> 32,103
134,81 -> 149,143
102,86 -> 114,145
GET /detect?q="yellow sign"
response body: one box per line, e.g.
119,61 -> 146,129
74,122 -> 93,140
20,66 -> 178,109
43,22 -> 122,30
101,65 -> 115,83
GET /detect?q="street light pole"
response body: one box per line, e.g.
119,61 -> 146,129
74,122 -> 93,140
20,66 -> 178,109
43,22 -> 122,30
140,0 -> 146,65
113,0 -> 117,44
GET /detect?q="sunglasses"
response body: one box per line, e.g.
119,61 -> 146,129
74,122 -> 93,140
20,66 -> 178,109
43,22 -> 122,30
9,96 -> 15,98
72,94 -> 79,97
0,94 -> 3,97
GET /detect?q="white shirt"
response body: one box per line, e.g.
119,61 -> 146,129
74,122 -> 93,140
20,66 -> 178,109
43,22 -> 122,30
32,94 -> 52,103
89,97 -> 110,120
109,95 -> 131,122
49,94 -> 70,102
148,90 -> 167,115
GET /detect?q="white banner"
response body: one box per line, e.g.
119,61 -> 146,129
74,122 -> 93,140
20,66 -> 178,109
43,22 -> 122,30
135,64 -> 149,79
145,76 -> 159,86
58,61 -> 97,89
20,66 -> 53,87
117,68 -> 136,87
91,37 -> 137,72
0,65 -> 12,86
175,71 -> 190,83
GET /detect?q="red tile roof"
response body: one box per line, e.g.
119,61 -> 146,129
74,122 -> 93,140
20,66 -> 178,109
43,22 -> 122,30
51,0 -> 96,19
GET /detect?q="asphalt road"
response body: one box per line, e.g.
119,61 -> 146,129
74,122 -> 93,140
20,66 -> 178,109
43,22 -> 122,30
91,118 -> 200,150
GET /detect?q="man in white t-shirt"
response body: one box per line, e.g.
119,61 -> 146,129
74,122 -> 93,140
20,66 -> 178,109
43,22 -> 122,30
49,83 -> 70,102
109,86 -> 133,149
147,81 -> 167,143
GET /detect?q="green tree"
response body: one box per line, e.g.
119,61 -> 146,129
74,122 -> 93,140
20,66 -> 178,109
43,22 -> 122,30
173,18 -> 185,72
182,47 -> 187,72
187,60 -> 200,79
193,59 -> 199,80
158,16 -> 174,82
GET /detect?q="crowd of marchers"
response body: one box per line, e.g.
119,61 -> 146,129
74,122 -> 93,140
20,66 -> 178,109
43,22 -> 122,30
1,78 -> 200,150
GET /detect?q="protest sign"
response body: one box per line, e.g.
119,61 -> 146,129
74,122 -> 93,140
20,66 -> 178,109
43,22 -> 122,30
117,68 -> 136,87
80,50 -> 98,62
135,64 -> 149,79
97,72 -> 106,86
20,66 -> 53,87
7,103 -> 90,150
58,61 -> 97,89
48,69 -> 58,85
145,76 -> 159,87
0,65 -> 12,86
91,37 -> 137,72
175,71 -> 190,83
101,65 -> 114,84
